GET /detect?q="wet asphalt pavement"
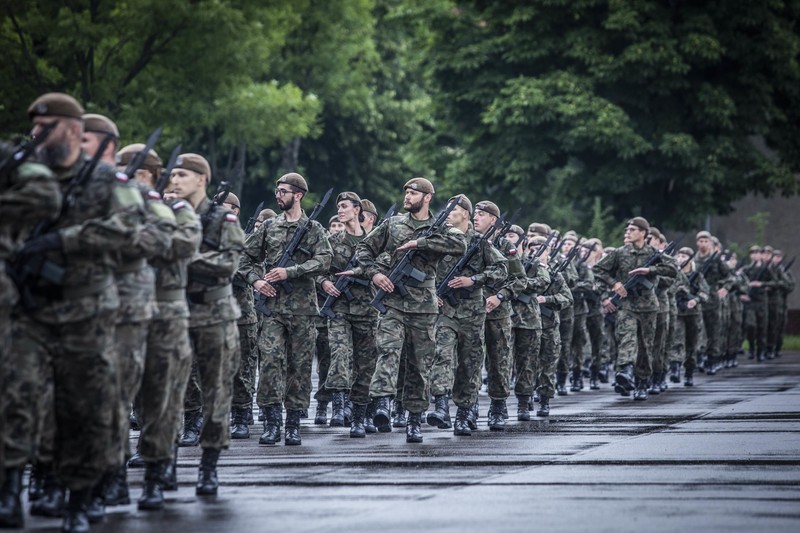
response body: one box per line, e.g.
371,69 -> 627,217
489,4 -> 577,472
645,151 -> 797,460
23,352 -> 800,532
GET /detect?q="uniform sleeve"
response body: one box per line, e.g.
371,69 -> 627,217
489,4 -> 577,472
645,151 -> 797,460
190,212 -> 245,281
416,226 -> 467,257
239,221 -> 268,286
542,273 -> 574,310
355,221 -> 391,280
497,253 -> 527,300
136,197 -> 176,260
164,202 -> 202,261
0,162 -> 61,229
525,262 -> 551,293
472,241 -> 508,288
285,223 -> 332,280
593,249 -> 620,289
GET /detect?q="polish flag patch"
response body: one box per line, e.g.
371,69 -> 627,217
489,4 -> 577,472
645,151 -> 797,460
507,246 -> 517,255
225,213 -> 238,222
115,172 -> 129,182
148,190 -> 162,200
172,200 -> 187,210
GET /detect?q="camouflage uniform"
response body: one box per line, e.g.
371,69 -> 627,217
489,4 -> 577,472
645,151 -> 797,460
774,268 -> 795,354
231,278 -> 259,410
766,263 -> 786,355
594,243 -> 677,381
569,261 -> 595,384
673,270 -> 710,372
652,254 -> 677,383
695,253 -> 732,366
726,269 -> 749,361
185,197 -> 244,450
239,211 -> 332,411
536,272 -> 573,399
555,260 -> 577,387
584,267 -> 607,378
137,199 -> 202,461
510,258 -> 550,399
433,229 -> 507,408
743,261 -> 772,357
356,212 -> 466,414
7,156 -> 142,490
313,312 -> 333,404
318,231 -> 378,405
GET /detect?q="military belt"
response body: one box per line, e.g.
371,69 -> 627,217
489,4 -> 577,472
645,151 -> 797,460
156,288 -> 186,301
115,258 -> 147,274
187,284 -> 232,304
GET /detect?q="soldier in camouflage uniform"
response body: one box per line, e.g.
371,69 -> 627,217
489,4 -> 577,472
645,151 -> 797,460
555,233 -> 578,395
725,253 -> 748,367
475,201 -> 526,431
743,246 -> 770,361
594,217 -> 677,401
239,173 -> 332,446
647,228 -> 677,394
353,178 -> 466,443
582,239 -> 608,389
318,192 -> 378,437
568,237 -> 596,392
695,231 -> 732,374
171,153 -> 244,495
429,195 -> 507,435
771,250 -> 795,358
0,138 -> 61,529
6,94 -> 144,532
672,247 -> 710,386
766,248 -> 786,359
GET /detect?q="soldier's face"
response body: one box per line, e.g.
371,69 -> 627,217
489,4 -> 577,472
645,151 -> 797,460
561,239 -> 575,254
623,225 -> 644,245
31,116 -> 78,167
697,237 -> 711,252
223,201 -> 240,216
772,255 -> 783,265
81,131 -> 106,158
472,210 -> 496,234
337,200 -> 357,224
403,189 -> 427,213
676,252 -> 690,265
275,188 -> 300,211
447,205 -> 469,227
170,168 -> 204,199
328,221 -> 345,234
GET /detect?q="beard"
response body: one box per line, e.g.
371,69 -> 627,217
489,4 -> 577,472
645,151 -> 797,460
278,195 -> 294,211
36,139 -> 71,168
404,197 -> 424,214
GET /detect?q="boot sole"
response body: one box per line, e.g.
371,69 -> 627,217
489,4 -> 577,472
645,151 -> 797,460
405,436 -> 423,443
137,501 -> 164,511
349,432 -> 366,438
453,430 -> 471,436
615,373 -> 635,392
196,488 -> 218,496
426,413 -> 444,427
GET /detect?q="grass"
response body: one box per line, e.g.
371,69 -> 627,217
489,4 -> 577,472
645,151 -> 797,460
781,335 -> 800,351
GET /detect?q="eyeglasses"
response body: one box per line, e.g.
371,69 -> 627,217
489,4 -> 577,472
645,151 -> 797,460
274,188 -> 293,196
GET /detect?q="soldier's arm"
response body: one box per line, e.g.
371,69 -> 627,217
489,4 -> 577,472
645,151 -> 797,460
650,255 -> 678,280
164,201 -> 202,261
497,254 -> 527,300
285,223 -> 332,279
191,213 -> 245,280
416,226 -> 467,257
355,221 -> 390,280
592,249 -> 620,289
0,161 -> 61,226
572,264 -> 596,293
239,221 -> 268,285
135,195 -> 176,260
542,273 -> 574,310
473,243 -> 508,288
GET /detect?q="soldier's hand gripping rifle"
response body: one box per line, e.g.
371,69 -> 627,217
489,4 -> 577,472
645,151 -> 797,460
0,121 -> 59,178
255,188 -> 334,317
370,198 -> 459,314
319,203 -> 398,319
609,240 -> 677,308
436,212 -> 505,307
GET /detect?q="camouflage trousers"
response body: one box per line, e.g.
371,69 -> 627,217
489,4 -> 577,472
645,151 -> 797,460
0,301 -> 11,475
434,314 -> 485,408
112,320 -> 149,463
484,316 -> 513,401
744,298 -> 768,355
767,297 -> 782,352
6,311 -> 118,490
570,313 -> 587,374
603,314 -> 618,367
556,307 -> 574,375
586,312 -> 606,372
672,313 -> 701,372
257,313 -> 316,411
614,308 -> 657,380
325,314 -> 378,405
726,298 -> 744,357
232,321 -> 259,409
137,317 -> 193,462
314,323 -> 332,403
535,326 -> 561,400
370,309 -> 436,414
701,304 -> 723,359
652,310 -> 669,378
512,327 -> 542,399
188,320 -> 239,450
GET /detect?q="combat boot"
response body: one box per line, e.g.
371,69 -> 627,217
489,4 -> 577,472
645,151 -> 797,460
138,461 -> 167,510
747,350 -> 755,360
684,370 -> 694,387
314,401 -> 328,425
62,488 -> 90,533
615,363 -> 635,393
258,405 -> 282,445
127,446 -> 145,468
556,372 -> 569,396
536,397 -> 550,417
330,391 -> 345,427
195,448 -> 220,496
364,400 -> 377,434
0,467 -> 24,528
598,363 -> 609,383
86,476 -> 106,523
103,465 -> 130,506
648,374 -> 661,395
706,356 -> 717,375
659,376 -> 668,392
372,397 -> 392,433
30,467 -> 65,517
284,409 -> 302,446
230,406 -> 250,439
391,399 -> 407,428
162,445 -> 179,491
28,462 -> 45,502
669,361 -> 681,383
426,395 -> 451,429
570,370 -> 582,392
246,405 -> 254,425
633,378 -> 648,401
349,404 -> 367,438
589,369 -> 600,390
517,396 -> 531,421
488,399 -> 506,431
178,410 -> 203,447
405,412 -> 423,443
467,399 -> 479,430
453,407 -> 472,436
343,393 -> 353,425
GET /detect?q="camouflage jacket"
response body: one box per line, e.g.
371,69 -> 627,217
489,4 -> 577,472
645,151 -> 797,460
742,261 -> 774,301
674,269 -> 709,317
594,243 -> 677,313
510,256 -> 551,330
24,157 -> 144,324
655,254 -> 677,314
317,229 -> 374,317
538,271 -> 573,329
570,260 -> 595,317
485,236 -> 527,321
355,212 -> 466,315
695,252 -> 732,308
187,196 -> 244,326
239,210 -> 332,316
435,228 -> 508,321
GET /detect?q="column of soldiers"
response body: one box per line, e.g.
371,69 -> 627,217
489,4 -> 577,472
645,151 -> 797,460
0,92 -> 796,532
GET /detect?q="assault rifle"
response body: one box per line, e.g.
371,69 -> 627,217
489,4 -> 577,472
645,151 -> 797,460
244,201 -> 265,235
0,121 -> 59,178
541,241 -> 581,295
371,198 -> 459,314
779,256 -> 795,273
436,212 -> 505,307
491,208 -> 521,247
609,240 -> 677,307
154,144 -> 182,194
688,251 -> 718,293
522,231 -> 556,276
255,188 -> 334,317
318,203 -> 398,319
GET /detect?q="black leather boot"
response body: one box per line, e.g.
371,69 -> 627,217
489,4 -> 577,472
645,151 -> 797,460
127,446 -> 145,468
391,399 -> 407,428
598,363 -> 609,383
706,356 -> 717,375
330,391 -> 345,427
0,467 -> 24,528
467,399 -> 479,430
556,372 -> 569,396
314,401 -> 328,425
103,465 -> 130,506
364,400 -> 377,434
405,412 -> 423,443
284,409 -> 302,446
633,378 -> 648,401
536,397 -> 550,417
162,445 -> 179,491
349,404 -> 367,438
195,448 -> 220,496
488,399 -> 506,431
86,474 -> 106,523
452,406 -> 471,436
138,461 -> 167,510
372,397 -> 392,433
27,462 -> 45,502
516,396 -> 531,421
230,406 -> 250,439
258,405 -> 282,445
426,395 -> 451,429
570,370 -> 582,392
178,410 -> 203,447
62,488 -> 90,533
343,393 -> 353,426
615,363 -> 635,393
30,466 -> 65,517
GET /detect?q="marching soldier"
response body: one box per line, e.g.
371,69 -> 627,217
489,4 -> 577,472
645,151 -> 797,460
694,231 -> 732,374
672,247 -> 710,386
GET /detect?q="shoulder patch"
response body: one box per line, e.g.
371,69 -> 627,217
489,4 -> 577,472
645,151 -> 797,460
147,190 -> 162,200
507,246 -> 517,256
225,213 -> 238,222
115,172 -> 129,182
172,200 -> 187,211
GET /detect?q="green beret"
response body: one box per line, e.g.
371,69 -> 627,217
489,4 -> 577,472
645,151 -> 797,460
83,113 -> 119,139
28,93 -> 84,120
328,215 -> 340,225
360,199 -> 378,217
259,208 -> 277,220
529,235 -> 548,246
221,192 -> 240,209
277,172 -> 308,192
175,153 -> 211,179
448,194 -> 472,215
528,223 -> 551,236
763,245 -> 774,254
474,200 -> 500,218
337,191 -> 362,205
116,143 -> 162,171
403,177 -> 435,194
509,224 -> 525,237
562,230 -> 579,243
678,246 -> 694,256
627,217 -> 650,233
